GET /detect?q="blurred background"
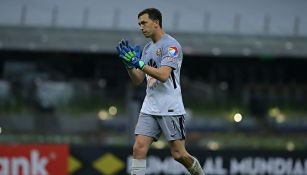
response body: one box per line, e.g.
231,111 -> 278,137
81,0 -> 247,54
0,0 -> 307,174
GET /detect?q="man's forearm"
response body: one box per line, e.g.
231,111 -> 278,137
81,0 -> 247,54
127,68 -> 145,85
142,65 -> 172,83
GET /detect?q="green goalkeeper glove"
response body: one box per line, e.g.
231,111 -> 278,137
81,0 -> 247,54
120,45 -> 145,70
116,40 -> 133,69
116,39 -> 144,70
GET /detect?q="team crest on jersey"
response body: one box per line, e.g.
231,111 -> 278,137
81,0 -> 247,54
168,46 -> 178,58
156,48 -> 161,57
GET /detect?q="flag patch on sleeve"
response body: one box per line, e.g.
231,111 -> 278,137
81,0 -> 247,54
168,46 -> 178,58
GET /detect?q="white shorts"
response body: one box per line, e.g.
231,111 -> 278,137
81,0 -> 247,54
134,113 -> 186,141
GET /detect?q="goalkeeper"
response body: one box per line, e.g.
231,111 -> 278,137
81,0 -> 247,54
116,8 -> 205,175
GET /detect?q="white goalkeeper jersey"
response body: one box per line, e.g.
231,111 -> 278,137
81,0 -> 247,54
140,34 -> 186,116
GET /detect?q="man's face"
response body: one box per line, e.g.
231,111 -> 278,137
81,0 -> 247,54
138,14 -> 159,38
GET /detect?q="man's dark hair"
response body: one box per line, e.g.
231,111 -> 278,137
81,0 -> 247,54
138,8 -> 162,28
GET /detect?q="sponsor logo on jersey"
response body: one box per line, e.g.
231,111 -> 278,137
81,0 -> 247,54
147,59 -> 159,89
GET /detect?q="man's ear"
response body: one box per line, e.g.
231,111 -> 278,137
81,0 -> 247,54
154,20 -> 160,27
